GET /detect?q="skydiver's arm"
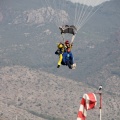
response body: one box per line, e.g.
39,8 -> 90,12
71,35 -> 75,44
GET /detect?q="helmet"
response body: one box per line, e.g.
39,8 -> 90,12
65,40 -> 69,44
58,43 -> 63,49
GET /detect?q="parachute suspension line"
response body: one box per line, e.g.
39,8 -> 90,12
75,3 -> 82,29
77,6 -> 93,29
61,33 -> 65,43
78,1 -> 103,31
74,2 -> 79,28
59,0 -> 65,26
52,0 -> 61,27
61,34 -> 76,45
75,0 -> 93,29
44,0 -> 58,27
76,0 -> 90,28
65,0 -> 69,20
63,0 -> 68,25
75,0 -> 87,29
80,5 -> 102,29
56,0 -> 63,26
52,0 -> 67,27
62,0 -> 69,26
75,2 -> 84,29
58,0 -> 70,27
78,8 -> 95,30
73,0 -> 103,31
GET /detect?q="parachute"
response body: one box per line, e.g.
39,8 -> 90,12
44,0 -> 105,69
44,0 -> 105,43
59,25 -> 77,43
44,0 -> 104,33
59,25 -> 77,35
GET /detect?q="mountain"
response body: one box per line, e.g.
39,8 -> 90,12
0,66 -> 120,120
0,0 -> 120,119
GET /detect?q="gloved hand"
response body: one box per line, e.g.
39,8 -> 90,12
55,50 -> 59,55
71,43 -> 73,47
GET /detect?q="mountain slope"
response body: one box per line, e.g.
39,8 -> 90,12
0,66 -> 120,120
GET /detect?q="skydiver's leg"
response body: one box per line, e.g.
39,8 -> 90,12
69,59 -> 73,65
61,52 -> 67,66
66,61 -> 72,69
57,54 -> 63,68
67,60 -> 76,69
69,57 -> 76,69
61,60 -> 66,65
67,53 -> 75,69
69,52 -> 74,65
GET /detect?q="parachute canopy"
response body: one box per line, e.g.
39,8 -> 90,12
44,0 -> 105,31
59,25 -> 77,35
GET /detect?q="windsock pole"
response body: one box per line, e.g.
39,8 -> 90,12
96,85 -> 102,120
98,85 -> 102,120
99,92 -> 102,120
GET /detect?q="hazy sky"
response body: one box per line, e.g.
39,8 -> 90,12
70,0 -> 110,6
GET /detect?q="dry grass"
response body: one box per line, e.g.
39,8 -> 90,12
0,66 -> 120,120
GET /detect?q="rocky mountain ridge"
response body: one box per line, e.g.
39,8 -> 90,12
13,7 -> 68,25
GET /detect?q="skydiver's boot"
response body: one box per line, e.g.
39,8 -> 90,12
67,61 -> 72,69
57,65 -> 60,68
71,63 -> 76,69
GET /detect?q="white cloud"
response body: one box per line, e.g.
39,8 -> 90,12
69,0 -> 110,6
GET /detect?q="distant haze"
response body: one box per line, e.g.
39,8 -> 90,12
0,12 -> 3,22
70,0 -> 110,6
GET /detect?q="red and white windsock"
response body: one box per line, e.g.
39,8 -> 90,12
77,93 -> 97,120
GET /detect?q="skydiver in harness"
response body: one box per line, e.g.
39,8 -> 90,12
55,42 -> 64,68
62,46 -> 75,69
55,25 -> 77,69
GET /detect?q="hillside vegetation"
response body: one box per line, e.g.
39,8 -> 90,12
0,66 -> 120,120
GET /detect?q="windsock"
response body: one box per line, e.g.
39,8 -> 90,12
77,93 -> 97,120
